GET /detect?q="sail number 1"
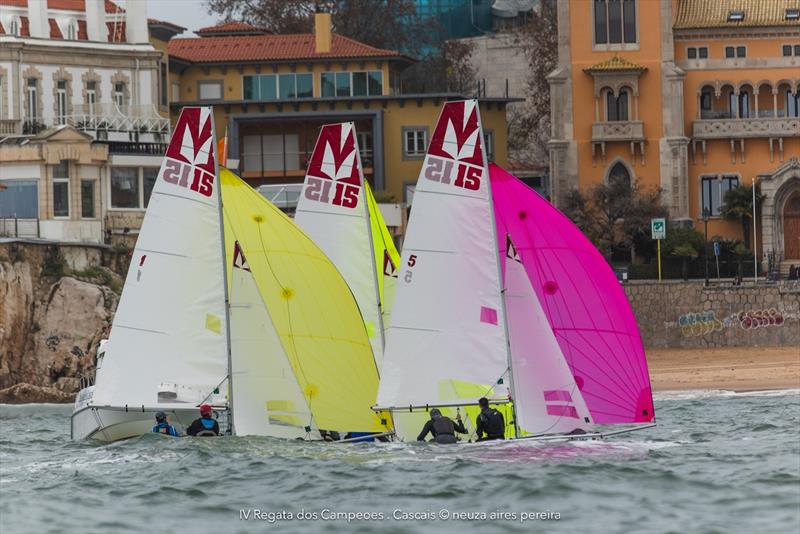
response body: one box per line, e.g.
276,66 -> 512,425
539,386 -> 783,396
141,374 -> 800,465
404,254 -> 417,283
424,156 -> 481,191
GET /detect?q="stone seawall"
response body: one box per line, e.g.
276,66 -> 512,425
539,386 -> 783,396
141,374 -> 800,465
625,280 -> 800,349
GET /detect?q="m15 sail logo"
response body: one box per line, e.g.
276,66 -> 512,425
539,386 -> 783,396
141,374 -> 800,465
423,100 -> 484,191
162,107 -> 216,198
304,123 -> 361,209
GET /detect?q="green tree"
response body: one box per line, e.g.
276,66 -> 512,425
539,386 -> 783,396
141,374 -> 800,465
719,184 -> 765,250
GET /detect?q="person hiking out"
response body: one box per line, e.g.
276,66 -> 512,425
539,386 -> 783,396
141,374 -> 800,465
475,397 -> 505,441
417,408 -> 467,444
186,404 -> 219,437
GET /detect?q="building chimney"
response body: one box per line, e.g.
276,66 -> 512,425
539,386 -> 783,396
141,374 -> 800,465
125,0 -> 149,43
28,0 -> 49,38
314,12 -> 332,54
85,0 -> 106,42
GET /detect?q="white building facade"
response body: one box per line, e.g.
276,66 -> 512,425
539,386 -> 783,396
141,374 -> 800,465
0,0 -> 177,244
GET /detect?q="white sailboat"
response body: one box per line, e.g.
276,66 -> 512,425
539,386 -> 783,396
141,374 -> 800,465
71,107 -> 390,442
375,100 -> 643,442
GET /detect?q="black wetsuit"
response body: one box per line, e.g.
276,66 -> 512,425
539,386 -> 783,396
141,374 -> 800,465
186,415 -> 220,436
476,408 -> 505,441
417,416 -> 467,444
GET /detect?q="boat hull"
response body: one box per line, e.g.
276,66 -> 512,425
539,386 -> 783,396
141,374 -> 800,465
70,404 -> 217,442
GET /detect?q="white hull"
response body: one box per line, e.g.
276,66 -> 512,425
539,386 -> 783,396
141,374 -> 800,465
70,404 -> 223,442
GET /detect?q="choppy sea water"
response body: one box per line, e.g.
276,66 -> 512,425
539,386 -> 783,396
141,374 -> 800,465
1,390 -> 799,534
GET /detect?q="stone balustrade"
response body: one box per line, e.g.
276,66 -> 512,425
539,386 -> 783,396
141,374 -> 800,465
692,117 -> 800,140
591,120 -> 645,142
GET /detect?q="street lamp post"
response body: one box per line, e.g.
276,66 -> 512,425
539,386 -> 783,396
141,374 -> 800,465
702,207 -> 710,287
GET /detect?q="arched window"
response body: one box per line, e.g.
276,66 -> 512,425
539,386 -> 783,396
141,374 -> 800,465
66,19 -> 78,40
738,91 -> 750,118
787,90 -> 799,118
608,161 -> 632,188
10,16 -> 21,36
606,89 -> 629,121
700,87 -> 714,118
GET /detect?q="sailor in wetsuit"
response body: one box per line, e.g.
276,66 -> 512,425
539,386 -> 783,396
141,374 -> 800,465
186,404 -> 220,437
152,411 -> 178,436
417,408 -> 467,444
475,397 -> 505,441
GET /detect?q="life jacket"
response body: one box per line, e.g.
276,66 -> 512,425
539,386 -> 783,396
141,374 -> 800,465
432,416 -> 456,437
196,417 -> 218,437
479,409 -> 505,438
152,422 -> 177,436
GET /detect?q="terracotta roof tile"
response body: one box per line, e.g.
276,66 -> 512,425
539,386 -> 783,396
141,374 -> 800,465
584,55 -> 646,73
196,21 -> 266,35
168,33 -> 407,63
674,0 -> 800,29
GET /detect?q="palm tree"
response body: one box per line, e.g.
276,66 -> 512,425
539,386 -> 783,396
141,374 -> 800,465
720,184 -> 765,250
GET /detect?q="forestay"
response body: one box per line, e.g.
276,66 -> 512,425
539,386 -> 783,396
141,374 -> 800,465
377,100 -> 509,410
93,107 -> 228,408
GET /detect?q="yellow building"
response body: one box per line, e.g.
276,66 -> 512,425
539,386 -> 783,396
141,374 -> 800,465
549,0 -> 800,272
167,14 -> 514,203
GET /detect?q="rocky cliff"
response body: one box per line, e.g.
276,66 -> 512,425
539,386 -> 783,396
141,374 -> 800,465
0,241 -> 124,403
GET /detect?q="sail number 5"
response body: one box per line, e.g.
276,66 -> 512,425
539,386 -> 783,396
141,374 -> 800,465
404,254 -> 417,283
424,157 -> 481,191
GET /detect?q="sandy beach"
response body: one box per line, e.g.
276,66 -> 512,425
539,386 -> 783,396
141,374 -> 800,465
648,345 -> 800,392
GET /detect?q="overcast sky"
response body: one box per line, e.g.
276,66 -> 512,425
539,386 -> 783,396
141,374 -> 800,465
142,0 -> 219,36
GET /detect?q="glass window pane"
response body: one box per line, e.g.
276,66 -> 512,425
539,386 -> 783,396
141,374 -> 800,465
368,71 -> 382,95
296,73 -> 313,98
688,47 -> 696,59
198,82 -> 221,100
699,47 -> 708,59
794,45 -> 800,56
260,75 -> 276,100
111,167 -> 140,209
787,91 -> 798,117
405,131 -> 413,154
736,46 -> 746,58
243,76 -> 257,100
262,135 -> 284,171
711,178 -> 721,215
783,45 -> 792,57
606,91 -> 617,121
608,0 -> 622,43
622,0 -> 636,43
701,178 -> 711,213
618,90 -> 628,120
321,73 -> 335,97
725,46 -> 734,58
0,181 -> 38,218
143,168 -> 158,207
353,72 -> 368,96
242,135 -> 262,172
81,180 -> 95,218
335,72 -> 351,97
53,160 -> 69,178
53,182 -> 69,217
279,74 -> 295,99
594,0 -> 607,44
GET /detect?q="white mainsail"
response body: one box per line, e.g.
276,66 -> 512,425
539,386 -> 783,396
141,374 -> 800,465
376,100 -> 510,411
294,123 -> 385,363
504,236 -> 592,435
93,107 -> 229,409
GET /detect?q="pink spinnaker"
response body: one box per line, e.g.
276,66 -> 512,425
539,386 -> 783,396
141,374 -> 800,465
490,163 -> 654,424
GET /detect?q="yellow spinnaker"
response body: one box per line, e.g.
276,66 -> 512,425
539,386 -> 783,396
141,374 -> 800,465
365,183 -> 400,309
221,168 -> 386,433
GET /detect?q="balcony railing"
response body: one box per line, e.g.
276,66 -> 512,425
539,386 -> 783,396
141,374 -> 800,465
692,117 -> 800,140
103,141 -> 168,155
700,109 -> 792,119
21,104 -> 170,137
591,120 -> 645,142
0,120 -> 19,135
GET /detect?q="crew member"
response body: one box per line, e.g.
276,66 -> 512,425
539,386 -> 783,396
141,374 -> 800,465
152,411 -> 178,436
186,404 -> 220,437
417,408 -> 467,444
475,397 -> 505,441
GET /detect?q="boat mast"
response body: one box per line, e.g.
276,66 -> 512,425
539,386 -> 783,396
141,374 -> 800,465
212,108 -> 235,435
480,109 -> 519,440
356,128 -> 387,356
